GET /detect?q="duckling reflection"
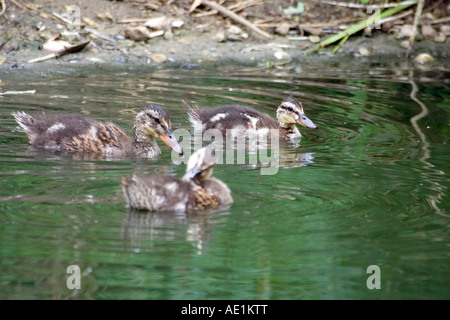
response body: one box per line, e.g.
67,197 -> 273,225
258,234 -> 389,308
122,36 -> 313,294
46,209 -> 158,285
121,209 -> 230,255
196,141 -> 315,171
121,146 -> 233,212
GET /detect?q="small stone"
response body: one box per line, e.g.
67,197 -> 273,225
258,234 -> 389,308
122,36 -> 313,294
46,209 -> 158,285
144,16 -> 168,29
421,25 -> 437,39
433,33 -> 446,43
43,40 -> 71,52
125,26 -> 152,41
171,19 -> 184,28
398,24 -> 414,38
275,23 -> 290,36
414,53 -> 434,64
274,50 -> 289,59
151,53 -> 167,63
213,31 -> 225,42
358,47 -> 370,56
302,26 -> 322,36
400,40 -> 410,49
308,35 -> 320,43
228,25 -> 242,35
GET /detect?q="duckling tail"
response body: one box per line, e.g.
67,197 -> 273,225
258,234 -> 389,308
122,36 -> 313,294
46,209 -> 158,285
12,111 -> 35,135
182,100 -> 202,126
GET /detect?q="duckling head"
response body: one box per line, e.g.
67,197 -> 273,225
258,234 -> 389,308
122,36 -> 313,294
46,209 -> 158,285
276,97 -> 318,129
133,104 -> 184,155
183,146 -> 217,182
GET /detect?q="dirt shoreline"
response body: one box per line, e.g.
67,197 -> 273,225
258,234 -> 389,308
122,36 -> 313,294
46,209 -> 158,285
0,0 -> 448,70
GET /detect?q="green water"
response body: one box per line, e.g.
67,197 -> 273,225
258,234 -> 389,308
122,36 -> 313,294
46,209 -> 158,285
0,59 -> 448,299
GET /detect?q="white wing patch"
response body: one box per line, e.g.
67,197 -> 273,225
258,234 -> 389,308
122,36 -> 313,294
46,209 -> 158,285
243,114 -> 259,129
46,122 -> 66,133
210,113 -> 228,122
90,125 -> 98,139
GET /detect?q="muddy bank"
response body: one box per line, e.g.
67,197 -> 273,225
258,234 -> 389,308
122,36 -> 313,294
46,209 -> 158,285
0,0 -> 448,70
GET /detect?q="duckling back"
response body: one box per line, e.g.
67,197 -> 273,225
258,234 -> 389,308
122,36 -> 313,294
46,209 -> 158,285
121,175 -> 193,212
198,178 -> 233,207
12,111 -> 134,155
121,175 -> 233,212
188,104 -> 278,135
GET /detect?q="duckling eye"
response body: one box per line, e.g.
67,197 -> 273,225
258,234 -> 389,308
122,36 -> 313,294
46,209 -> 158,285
288,106 -> 294,111
148,114 -> 160,123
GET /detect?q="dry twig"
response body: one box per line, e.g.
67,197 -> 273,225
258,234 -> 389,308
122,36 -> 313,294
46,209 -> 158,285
0,0 -> 6,16
407,0 -> 425,57
200,0 -> 272,39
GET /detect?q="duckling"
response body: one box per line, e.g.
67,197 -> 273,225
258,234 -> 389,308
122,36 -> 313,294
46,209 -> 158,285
121,146 -> 233,212
12,104 -> 183,157
186,97 -> 317,141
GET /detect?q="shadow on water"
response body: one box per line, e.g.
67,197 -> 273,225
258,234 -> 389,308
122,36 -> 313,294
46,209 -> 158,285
0,58 -> 449,299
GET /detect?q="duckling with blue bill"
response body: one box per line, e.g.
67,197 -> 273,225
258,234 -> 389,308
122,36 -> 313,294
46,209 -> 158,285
121,146 -> 233,212
12,104 -> 183,158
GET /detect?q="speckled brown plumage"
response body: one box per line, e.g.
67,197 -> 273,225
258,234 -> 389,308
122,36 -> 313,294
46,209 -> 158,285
187,97 -> 318,141
121,147 -> 232,212
12,105 -> 183,158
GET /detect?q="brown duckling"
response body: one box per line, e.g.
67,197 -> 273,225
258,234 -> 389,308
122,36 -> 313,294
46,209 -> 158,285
186,97 -> 317,141
12,104 -> 183,157
121,146 -> 233,212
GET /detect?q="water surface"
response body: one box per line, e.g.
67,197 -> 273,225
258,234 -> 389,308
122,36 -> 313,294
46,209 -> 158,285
0,59 -> 449,299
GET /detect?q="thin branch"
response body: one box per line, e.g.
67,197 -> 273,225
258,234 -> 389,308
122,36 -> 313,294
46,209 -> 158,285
201,0 -> 272,39
305,1 -> 418,56
407,0 -> 425,57
308,0 -> 418,9
0,0 -> 6,16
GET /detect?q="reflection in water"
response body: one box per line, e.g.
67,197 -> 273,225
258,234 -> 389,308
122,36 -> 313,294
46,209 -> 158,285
121,209 -> 231,255
0,62 -> 449,299
408,73 -> 447,217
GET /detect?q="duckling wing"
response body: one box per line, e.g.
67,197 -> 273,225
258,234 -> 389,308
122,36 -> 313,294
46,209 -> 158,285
202,178 -> 233,206
121,175 -> 191,212
192,105 -> 278,133
62,119 -> 133,154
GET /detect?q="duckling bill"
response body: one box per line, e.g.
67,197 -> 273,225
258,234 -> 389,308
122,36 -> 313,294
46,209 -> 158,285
12,104 -> 183,157
121,146 -> 233,212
